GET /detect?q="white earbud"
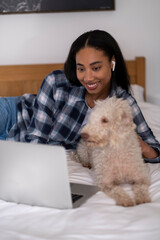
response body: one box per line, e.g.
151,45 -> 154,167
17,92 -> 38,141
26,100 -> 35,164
112,60 -> 116,71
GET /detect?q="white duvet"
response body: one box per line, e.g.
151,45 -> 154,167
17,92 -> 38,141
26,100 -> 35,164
0,99 -> 160,240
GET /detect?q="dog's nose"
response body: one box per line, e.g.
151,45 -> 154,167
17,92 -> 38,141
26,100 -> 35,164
81,133 -> 89,141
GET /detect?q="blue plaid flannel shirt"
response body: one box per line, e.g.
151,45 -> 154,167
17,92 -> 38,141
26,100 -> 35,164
8,70 -> 160,163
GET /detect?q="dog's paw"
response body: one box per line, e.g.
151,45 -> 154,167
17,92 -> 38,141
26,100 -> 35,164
132,184 -> 151,205
116,197 -> 135,207
135,194 -> 151,205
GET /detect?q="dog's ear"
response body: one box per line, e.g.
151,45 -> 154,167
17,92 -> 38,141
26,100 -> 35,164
120,111 -> 136,130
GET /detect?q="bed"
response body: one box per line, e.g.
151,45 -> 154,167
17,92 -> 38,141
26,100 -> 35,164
0,57 -> 160,240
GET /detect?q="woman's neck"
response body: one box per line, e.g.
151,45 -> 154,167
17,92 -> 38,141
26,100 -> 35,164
85,91 -> 109,108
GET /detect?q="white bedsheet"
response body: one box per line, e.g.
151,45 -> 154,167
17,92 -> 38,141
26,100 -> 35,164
0,101 -> 160,240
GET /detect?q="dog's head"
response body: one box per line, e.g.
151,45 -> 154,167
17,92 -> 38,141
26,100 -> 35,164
81,97 -> 136,147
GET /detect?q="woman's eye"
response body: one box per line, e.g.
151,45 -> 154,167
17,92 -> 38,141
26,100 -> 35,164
77,67 -> 84,72
93,66 -> 101,71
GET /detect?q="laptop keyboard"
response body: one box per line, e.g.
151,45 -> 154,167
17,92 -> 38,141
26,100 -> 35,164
71,193 -> 83,203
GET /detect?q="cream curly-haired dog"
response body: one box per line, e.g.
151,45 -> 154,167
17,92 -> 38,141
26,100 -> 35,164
70,97 -> 151,207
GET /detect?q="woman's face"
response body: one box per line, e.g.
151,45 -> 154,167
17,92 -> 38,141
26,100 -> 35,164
76,47 -> 113,101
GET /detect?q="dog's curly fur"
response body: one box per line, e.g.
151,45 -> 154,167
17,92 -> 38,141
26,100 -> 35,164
69,97 -> 151,207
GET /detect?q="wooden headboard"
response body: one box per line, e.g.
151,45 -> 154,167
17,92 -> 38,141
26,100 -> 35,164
0,57 -> 145,97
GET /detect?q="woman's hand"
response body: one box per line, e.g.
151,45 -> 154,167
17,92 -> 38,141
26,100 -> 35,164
137,135 -> 158,159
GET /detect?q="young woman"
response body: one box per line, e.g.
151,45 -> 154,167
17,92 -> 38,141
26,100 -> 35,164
1,30 -> 160,162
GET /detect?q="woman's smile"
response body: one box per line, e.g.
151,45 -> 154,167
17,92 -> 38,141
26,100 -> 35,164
85,81 -> 100,90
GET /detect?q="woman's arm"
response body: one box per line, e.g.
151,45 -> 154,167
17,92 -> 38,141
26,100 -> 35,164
138,135 -> 159,159
24,73 -> 57,143
117,88 -> 160,163
130,98 -> 160,162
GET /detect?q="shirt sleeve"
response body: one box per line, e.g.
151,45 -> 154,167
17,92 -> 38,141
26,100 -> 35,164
24,73 -> 57,143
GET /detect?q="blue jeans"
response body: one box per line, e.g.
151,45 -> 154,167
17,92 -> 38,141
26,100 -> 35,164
0,97 -> 20,140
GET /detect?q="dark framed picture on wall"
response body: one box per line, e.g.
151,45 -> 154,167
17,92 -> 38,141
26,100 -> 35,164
0,0 -> 115,14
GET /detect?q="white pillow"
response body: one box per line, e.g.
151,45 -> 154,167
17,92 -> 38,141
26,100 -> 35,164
131,84 -> 145,102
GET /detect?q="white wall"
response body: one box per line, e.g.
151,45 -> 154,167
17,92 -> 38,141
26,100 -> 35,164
0,0 -> 160,105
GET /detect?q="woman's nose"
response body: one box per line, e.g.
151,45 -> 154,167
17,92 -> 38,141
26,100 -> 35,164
84,70 -> 94,83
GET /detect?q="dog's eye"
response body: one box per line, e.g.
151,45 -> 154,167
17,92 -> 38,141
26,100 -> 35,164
101,117 -> 108,123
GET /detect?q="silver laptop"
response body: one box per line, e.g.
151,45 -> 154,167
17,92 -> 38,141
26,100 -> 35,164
0,140 -> 99,209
